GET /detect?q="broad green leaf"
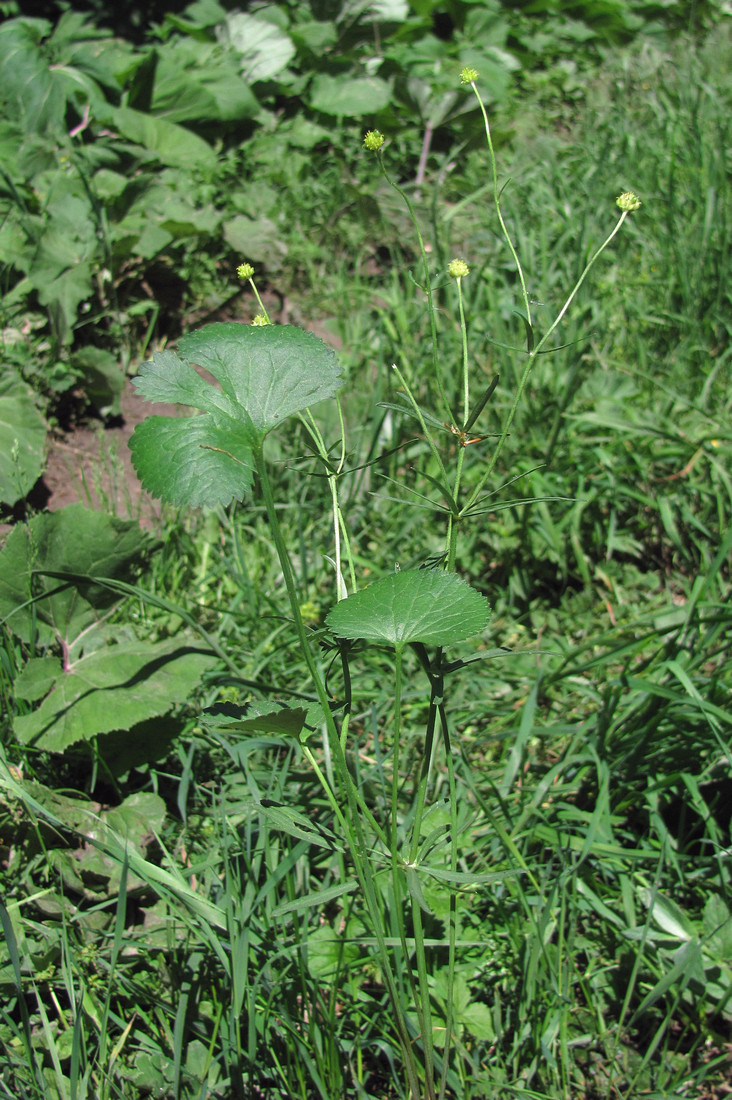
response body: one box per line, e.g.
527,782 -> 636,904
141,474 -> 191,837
0,505 -> 153,646
309,74 -> 391,117
222,13 -> 296,82
107,105 -> 216,170
223,215 -> 287,263
150,40 -> 259,122
0,763 -> 226,930
130,324 -> 342,507
14,636 -> 218,751
461,1001 -> 495,1042
129,414 -> 255,509
0,20 -> 66,134
704,895 -> 732,962
13,657 -> 58,702
0,379 -> 46,505
326,569 -> 490,649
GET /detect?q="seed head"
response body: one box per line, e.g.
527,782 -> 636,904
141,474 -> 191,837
251,314 -> 270,326
237,262 -> 255,279
448,258 -> 470,279
363,130 -> 385,152
616,191 -> 641,213
460,67 -> 479,85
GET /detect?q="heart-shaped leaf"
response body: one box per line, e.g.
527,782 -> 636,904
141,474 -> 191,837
326,569 -> 490,650
130,323 -> 342,508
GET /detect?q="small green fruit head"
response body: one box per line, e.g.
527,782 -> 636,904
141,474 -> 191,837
460,67 -> 479,85
448,258 -> 470,279
616,191 -> 641,212
363,130 -> 385,152
251,314 -> 270,326
237,262 -> 255,280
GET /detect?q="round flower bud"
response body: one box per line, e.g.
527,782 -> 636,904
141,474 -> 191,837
616,191 -> 641,213
237,262 -> 255,279
363,130 -> 385,151
448,258 -> 470,279
460,67 -> 479,85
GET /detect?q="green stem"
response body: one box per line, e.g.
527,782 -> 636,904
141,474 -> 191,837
463,209 -> 632,514
254,444 -> 423,1099
437,699 -> 458,1100
392,645 -> 435,1099
248,277 -> 271,323
457,276 -> 470,426
392,363 -> 449,487
470,81 -> 532,328
377,152 -> 453,426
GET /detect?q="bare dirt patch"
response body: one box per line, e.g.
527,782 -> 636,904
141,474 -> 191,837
39,380 -> 179,528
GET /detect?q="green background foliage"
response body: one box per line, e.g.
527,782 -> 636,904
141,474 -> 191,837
0,0 -> 730,1097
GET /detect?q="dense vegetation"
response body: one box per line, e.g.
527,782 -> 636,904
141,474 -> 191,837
1,1 -> 731,1097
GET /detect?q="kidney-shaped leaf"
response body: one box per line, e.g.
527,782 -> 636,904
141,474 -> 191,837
130,323 -> 342,508
326,570 -> 490,649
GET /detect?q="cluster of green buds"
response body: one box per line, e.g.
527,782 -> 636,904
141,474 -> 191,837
616,191 -> 642,212
363,129 -> 385,152
447,258 -> 470,279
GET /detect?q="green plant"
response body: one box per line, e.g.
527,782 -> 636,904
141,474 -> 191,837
118,60 -> 647,1093
1,17 -> 730,1098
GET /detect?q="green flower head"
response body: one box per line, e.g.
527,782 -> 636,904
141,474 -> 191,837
448,258 -> 470,279
251,314 -> 270,326
363,130 -> 385,152
460,67 -> 479,85
616,191 -> 641,213
237,262 -> 255,279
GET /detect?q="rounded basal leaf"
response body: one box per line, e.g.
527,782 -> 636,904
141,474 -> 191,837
130,414 -> 254,508
326,570 -> 490,649
130,324 -> 341,509
14,637 -> 218,752
177,323 -> 342,438
0,504 -> 153,646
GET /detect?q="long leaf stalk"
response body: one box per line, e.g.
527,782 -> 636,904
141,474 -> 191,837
254,444 -> 425,1099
